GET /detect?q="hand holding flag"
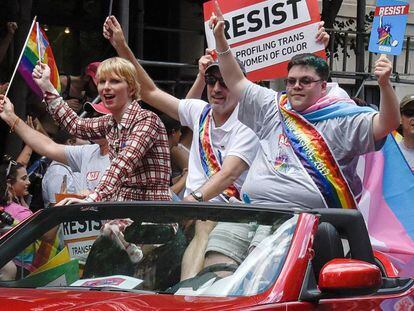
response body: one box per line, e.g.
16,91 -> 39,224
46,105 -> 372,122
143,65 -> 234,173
32,61 -> 56,95
103,16 -> 126,49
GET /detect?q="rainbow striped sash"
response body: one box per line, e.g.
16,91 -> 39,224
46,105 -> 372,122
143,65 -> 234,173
278,94 -> 358,209
198,105 -> 240,202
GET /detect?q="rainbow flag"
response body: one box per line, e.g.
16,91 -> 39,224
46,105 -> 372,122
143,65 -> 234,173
14,231 -> 62,272
17,20 -> 60,97
358,131 -> 414,277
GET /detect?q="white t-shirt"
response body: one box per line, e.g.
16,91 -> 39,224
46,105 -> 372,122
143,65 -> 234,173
178,99 -> 259,202
65,144 -> 111,193
398,140 -> 414,172
42,161 -> 81,208
238,82 -> 380,208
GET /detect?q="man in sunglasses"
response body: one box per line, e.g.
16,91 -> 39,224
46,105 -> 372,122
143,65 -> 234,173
398,95 -> 414,171
210,5 -> 400,210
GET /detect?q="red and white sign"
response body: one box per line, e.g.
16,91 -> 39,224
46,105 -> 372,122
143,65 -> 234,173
374,5 -> 409,16
203,0 -> 326,81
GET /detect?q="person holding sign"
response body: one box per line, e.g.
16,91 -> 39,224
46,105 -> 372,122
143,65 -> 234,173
209,1 -> 400,209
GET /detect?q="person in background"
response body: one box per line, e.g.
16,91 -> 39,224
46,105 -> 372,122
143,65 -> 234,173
59,62 -> 100,114
0,21 -> 17,64
0,22 -> 17,94
159,113 -> 188,199
0,155 -> 31,221
398,95 -> 414,171
41,129 -> 81,208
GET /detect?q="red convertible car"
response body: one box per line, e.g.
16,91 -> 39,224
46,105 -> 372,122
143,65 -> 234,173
0,202 -> 413,310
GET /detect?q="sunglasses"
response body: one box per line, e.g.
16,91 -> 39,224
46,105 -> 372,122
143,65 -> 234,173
4,159 -> 17,198
402,109 -> 414,117
205,75 -> 227,88
5,159 -> 17,178
284,77 -> 323,88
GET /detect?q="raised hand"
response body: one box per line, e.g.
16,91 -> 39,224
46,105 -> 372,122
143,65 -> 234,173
103,15 -> 126,49
26,115 -> 34,129
32,61 -> 54,93
209,0 -> 226,40
6,22 -> 18,35
316,21 -> 330,48
0,83 -> 9,95
198,49 -> 215,76
0,95 -> 15,121
374,55 -> 392,87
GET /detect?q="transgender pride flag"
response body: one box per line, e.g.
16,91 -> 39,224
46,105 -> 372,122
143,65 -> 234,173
6,17 -> 60,97
358,132 -> 414,277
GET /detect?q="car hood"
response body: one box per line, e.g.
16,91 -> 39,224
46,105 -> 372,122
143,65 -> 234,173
0,288 -> 253,310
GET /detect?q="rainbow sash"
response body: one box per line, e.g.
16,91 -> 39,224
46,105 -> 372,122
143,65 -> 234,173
278,94 -> 371,209
198,105 -> 240,202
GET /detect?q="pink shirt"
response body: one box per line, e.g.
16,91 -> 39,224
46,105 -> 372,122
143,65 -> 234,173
4,202 -> 33,222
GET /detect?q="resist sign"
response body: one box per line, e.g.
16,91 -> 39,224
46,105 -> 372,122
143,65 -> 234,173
368,0 -> 409,55
204,0 -> 325,81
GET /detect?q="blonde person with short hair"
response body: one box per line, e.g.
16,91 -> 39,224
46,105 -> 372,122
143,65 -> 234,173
0,57 -> 172,204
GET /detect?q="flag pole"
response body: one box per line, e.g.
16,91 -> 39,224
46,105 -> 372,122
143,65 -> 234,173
5,16 -> 37,97
109,0 -> 114,16
36,21 -> 42,62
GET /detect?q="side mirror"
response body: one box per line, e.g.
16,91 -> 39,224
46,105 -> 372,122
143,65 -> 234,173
319,258 -> 382,296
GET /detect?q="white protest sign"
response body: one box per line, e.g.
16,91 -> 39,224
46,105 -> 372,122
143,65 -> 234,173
62,220 -> 102,260
203,0 -> 325,81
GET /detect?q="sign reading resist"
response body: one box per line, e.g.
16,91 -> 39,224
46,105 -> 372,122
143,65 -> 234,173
203,0 -> 326,81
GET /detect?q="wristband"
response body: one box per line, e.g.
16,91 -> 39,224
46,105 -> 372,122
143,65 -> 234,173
216,47 -> 231,56
9,117 -> 20,133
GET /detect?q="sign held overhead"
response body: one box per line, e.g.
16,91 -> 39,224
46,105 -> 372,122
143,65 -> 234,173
203,0 -> 326,81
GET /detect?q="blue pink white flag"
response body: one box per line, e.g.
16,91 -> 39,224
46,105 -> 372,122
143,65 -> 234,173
358,132 -> 414,277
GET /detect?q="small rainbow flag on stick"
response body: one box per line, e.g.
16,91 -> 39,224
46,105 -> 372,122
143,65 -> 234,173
6,17 -> 60,97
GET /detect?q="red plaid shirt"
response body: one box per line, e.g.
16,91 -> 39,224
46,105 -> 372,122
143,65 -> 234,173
45,97 -> 171,202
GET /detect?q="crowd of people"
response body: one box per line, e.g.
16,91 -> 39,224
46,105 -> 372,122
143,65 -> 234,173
0,1 -> 413,283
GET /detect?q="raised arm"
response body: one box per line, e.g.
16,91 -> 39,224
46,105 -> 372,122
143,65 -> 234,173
103,16 -> 180,120
210,1 -> 329,99
209,2 -> 249,99
372,56 -> 400,141
32,62 -> 108,141
0,96 -> 68,164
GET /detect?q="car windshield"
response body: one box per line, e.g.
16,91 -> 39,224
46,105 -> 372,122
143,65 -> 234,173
0,202 -> 297,297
